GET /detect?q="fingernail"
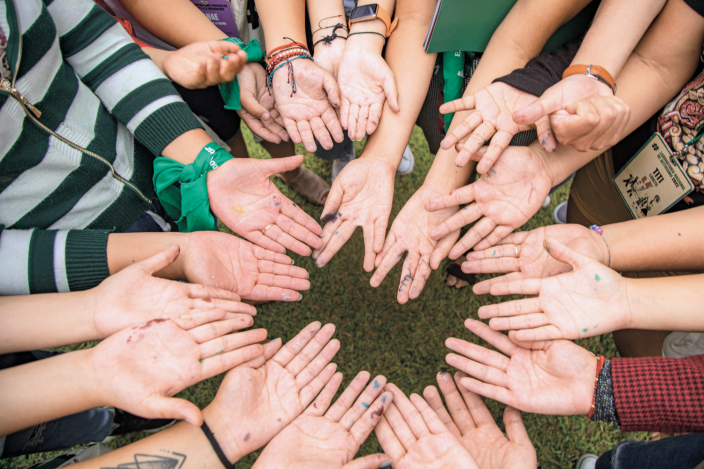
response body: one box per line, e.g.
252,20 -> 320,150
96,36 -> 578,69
380,461 -> 392,468
306,272 -> 310,279
291,259 -> 295,265
298,295 -> 304,301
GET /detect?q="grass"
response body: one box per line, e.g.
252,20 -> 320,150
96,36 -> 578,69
2,125 -> 646,469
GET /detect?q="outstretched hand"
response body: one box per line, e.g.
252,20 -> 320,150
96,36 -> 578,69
426,145 -> 552,258
445,319 -> 596,416
272,58 -> 344,152
201,322 -> 342,464
90,311 -> 267,426
92,245 -> 256,338
237,62 -> 290,144
478,237 -> 631,342
163,41 -> 247,90
312,157 -> 395,271
371,184 -> 459,304
253,371 -> 393,469
464,223 -> 607,295
424,371 -> 537,469
207,156 -> 324,256
439,82 -> 555,172
375,384 -> 480,469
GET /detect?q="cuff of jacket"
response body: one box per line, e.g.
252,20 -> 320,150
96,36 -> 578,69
65,230 -> 111,292
133,102 -> 204,156
591,359 -> 620,428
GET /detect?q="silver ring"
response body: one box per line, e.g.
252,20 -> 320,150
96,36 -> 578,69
515,244 -> 520,258
262,224 -> 273,235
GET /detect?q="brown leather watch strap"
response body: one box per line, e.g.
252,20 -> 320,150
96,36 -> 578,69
562,64 -> 617,95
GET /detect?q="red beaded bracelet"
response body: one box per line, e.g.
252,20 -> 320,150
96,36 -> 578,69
586,355 -> 606,419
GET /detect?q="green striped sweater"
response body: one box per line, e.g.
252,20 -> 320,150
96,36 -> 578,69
0,0 -> 202,295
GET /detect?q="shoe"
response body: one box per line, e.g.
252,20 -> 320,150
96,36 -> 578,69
397,145 -> 415,175
553,201 -> 567,224
332,146 -> 356,182
542,195 -> 551,207
103,409 -> 175,441
662,331 -> 704,358
575,454 -> 598,469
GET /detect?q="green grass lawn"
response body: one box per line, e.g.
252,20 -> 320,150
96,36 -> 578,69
2,125 -> 646,469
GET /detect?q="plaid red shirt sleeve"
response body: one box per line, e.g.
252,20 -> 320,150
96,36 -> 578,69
611,354 -> 704,433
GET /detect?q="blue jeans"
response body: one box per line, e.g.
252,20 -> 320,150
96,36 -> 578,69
0,351 -> 113,458
596,433 -> 704,469
314,131 -> 354,161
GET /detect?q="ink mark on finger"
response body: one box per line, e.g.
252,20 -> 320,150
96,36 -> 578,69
362,402 -> 370,408
381,395 -> 387,404
244,432 -> 251,442
373,380 -> 380,389
371,406 -> 384,418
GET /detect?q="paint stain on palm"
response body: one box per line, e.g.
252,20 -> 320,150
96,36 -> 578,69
231,203 -> 245,214
582,328 -> 589,333
595,274 -> 601,281
275,202 -> 281,206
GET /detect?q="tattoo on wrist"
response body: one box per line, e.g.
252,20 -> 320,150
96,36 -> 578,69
102,452 -> 186,469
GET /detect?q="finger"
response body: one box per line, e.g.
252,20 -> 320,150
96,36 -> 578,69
348,391 -> 393,445
297,120 -> 319,153
237,337 -> 281,369
257,154 -> 304,179
459,121 -> 496,166
472,272 -> 527,295
397,251 -> 420,305
458,376 -> 514,411
370,243 -> 405,288
316,222 -> 356,269
145,396 -> 203,427
439,95 -> 477,115
409,393 -> 449,435
386,383 -> 430,440
465,242 -> 522,261
375,232 -> 396,268
381,402 -> 417,452
409,255 -> 432,300
449,217 -> 497,259
285,323 -> 336,375
340,375 -> 388,430
240,89 -> 269,120
275,211 -> 325,250
464,318 -> 521,356
240,112 -> 283,144
430,229 -> 460,270
489,278 -> 542,296
188,315 -> 254,343
199,328 -> 268,358
138,245 -> 180,275
478,297 -> 542,319
347,103 -> 360,142
513,93 -> 561,126
247,285 -> 302,302
362,223 -> 377,273
344,454 -> 392,469
322,69 -> 341,108
263,223 -> 312,257
375,415 -> 406,462
383,70 -> 400,113
170,309 -> 226,330
271,321 -> 322,367
282,116 -> 303,145
257,259 -> 308,279
373,216 -> 388,254
462,257 -> 521,276
445,353 -> 509,388
326,371 -> 372,422
355,105 -> 369,141
473,225 -> 516,252
503,406 -> 533,447
508,331 -> 549,350
305,371 -> 344,417
435,371 -> 474,433
295,339 -> 341,388
262,116 -> 291,143
256,271 -> 310,291
446,335 -> 512,370
299,362 -> 338,408
322,106 -> 344,143
476,130 -> 513,175
339,97 -> 351,130
426,184 -> 476,212
430,203 -> 483,240
513,325 -> 564,342
311,116 -> 334,151
544,236 -> 593,270
189,296 -> 256,315
455,377 -> 496,428
422,383 -> 461,438
280,198 -> 324,237
489,313 -> 550,333
200,343 -> 265,379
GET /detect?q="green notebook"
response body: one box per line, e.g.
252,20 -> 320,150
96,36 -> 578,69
424,0 -> 598,54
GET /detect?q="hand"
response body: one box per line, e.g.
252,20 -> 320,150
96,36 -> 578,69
207,156 -> 324,256
89,311 -> 267,425
550,94 -> 631,152
337,36 -> 400,141
513,74 -> 616,148
464,224 -> 608,295
237,63 -> 290,144
271,58 -> 344,152
375,384 -> 480,469
201,322 -> 341,463
312,157 -> 395,271
424,371 -> 537,469
478,237 -> 632,342
177,231 -> 310,302
253,371 -> 393,469
439,82 -> 555,172
313,37 -> 347,78
445,319 -> 596,415
92,245 -> 256,338
371,184 -> 459,304
426,145 -> 552,258
163,41 -> 247,89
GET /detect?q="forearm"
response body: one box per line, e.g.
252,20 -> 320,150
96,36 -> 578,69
143,47 -> 171,74
161,129 -> 215,164
0,350 -> 101,436
625,274 -> 704,331
106,232 -> 190,278
360,0 -> 435,166
117,0 -> 227,47
308,0 -> 346,45
255,0 -> 307,51
571,0 -> 667,75
0,292 -> 97,354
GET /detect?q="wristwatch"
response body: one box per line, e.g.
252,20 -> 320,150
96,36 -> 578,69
349,4 -> 398,38
562,64 -> 617,95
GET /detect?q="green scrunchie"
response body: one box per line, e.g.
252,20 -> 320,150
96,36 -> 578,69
153,142 -> 234,232
218,37 -> 265,111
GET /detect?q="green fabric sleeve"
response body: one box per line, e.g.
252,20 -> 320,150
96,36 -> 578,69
218,38 -> 265,111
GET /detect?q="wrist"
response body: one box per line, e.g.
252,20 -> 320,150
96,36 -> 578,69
201,405 -> 246,464
349,17 -> 387,36
588,228 -> 610,267
345,32 -> 384,54
622,278 -> 639,330
76,349 -> 109,410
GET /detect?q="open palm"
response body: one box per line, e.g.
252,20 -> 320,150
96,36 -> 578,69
427,145 -> 552,258
312,157 -> 395,271
237,62 -> 289,143
207,156 -> 324,256
371,184 -> 459,304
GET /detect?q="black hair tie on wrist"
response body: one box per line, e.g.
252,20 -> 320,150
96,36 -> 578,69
201,421 -> 235,469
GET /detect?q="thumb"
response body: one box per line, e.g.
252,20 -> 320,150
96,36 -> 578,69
240,90 -> 269,120
382,70 -> 400,112
503,406 -> 533,448
321,180 -> 344,222
543,236 -> 592,270
138,245 -> 181,275
259,154 -> 304,177
146,396 -> 203,426
513,91 -> 562,126
322,70 -> 342,108
343,454 -> 392,469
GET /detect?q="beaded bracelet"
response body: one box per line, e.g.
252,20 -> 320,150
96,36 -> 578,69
589,224 -> 612,268
586,355 -> 606,419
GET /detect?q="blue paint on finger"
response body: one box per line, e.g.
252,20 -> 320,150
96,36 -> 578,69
362,402 -> 370,408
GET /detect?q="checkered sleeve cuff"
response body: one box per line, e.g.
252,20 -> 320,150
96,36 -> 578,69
591,359 -> 620,428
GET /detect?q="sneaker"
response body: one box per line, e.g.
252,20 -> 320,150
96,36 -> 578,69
332,146 -> 356,182
542,195 -> 551,207
397,145 -> 415,175
103,409 -> 175,441
575,454 -> 598,469
662,331 -> 704,358
553,201 -> 567,224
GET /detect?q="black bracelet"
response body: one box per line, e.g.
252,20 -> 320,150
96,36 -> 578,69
313,34 -> 348,48
347,31 -> 386,43
201,421 -> 235,469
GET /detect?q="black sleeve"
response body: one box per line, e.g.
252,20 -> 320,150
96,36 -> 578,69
684,0 -> 704,17
493,36 -> 584,97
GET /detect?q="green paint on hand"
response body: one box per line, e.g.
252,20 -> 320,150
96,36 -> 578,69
544,245 -> 550,253
594,324 -> 599,330
595,274 -> 601,281
582,328 -> 588,333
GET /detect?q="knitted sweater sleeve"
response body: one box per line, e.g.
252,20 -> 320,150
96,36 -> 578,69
0,226 -> 109,295
44,0 -> 202,156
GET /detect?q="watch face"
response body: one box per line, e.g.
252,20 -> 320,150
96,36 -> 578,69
350,4 -> 379,22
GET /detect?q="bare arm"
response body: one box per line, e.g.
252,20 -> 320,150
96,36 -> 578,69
255,0 -> 307,51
